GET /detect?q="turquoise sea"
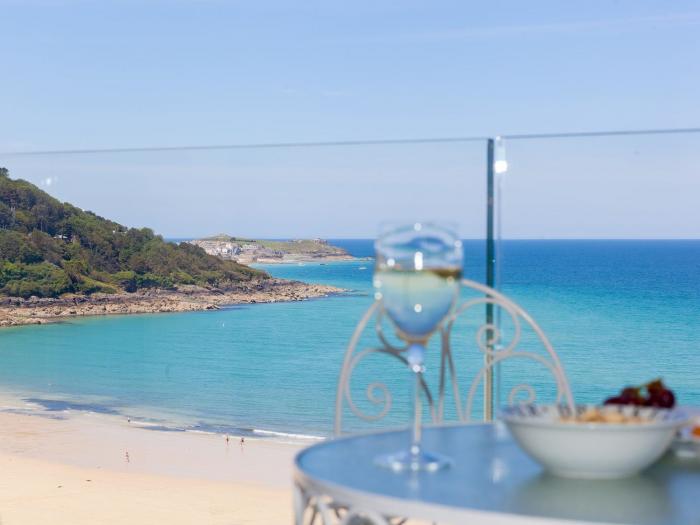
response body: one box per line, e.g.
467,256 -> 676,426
0,240 -> 698,439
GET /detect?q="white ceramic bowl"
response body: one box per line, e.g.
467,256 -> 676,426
502,404 -> 687,479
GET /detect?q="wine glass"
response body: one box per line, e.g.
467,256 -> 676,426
373,222 -> 463,472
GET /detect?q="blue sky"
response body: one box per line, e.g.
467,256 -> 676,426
1,1 -> 699,238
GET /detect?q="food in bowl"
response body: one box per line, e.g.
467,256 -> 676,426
502,404 -> 686,479
560,406 -> 651,424
604,378 -> 675,408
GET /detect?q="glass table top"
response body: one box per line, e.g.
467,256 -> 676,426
296,423 -> 700,525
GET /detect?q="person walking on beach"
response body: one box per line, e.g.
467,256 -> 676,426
240,437 -> 245,448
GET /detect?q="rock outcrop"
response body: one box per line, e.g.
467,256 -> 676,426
0,279 -> 344,327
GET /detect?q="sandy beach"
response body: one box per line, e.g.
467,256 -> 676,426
0,400 -> 306,524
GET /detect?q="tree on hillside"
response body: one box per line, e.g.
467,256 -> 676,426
0,168 -> 267,298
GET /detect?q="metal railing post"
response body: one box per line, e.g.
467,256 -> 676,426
485,138 -> 495,421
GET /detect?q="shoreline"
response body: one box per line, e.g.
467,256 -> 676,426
0,278 -> 346,328
0,394 -> 307,482
240,254 -> 359,264
3,389 -> 328,444
252,256 -> 371,267
0,400 -> 302,524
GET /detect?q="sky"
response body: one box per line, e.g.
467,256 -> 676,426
0,0 -> 699,238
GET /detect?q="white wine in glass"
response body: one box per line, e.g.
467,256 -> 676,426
373,222 -> 463,472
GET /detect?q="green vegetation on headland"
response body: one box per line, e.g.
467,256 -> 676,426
0,168 -> 266,298
192,234 -> 352,262
202,234 -> 348,256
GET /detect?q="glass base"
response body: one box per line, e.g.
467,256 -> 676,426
374,448 -> 451,472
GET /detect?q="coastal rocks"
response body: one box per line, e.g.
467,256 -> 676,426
0,316 -> 46,327
186,236 -> 354,264
0,279 -> 345,328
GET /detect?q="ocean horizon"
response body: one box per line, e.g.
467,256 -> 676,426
0,239 -> 698,441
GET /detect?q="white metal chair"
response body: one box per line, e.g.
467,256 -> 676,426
334,278 -> 574,434
295,279 -> 575,525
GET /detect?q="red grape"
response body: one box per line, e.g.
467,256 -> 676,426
654,390 -> 675,408
604,396 -> 624,405
603,380 -> 676,409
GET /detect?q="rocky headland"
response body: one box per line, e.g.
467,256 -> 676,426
187,235 -> 355,264
0,279 -> 344,328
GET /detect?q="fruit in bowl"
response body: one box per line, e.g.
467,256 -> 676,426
604,378 -> 675,408
501,404 -> 687,479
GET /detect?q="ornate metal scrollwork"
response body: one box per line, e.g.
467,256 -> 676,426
334,302 -> 438,435
335,278 -> 575,435
295,482 -> 411,525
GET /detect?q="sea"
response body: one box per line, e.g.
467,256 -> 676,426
0,240 -> 698,441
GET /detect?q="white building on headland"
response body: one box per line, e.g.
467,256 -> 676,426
188,240 -> 241,259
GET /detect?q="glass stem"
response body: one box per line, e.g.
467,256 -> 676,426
407,343 -> 425,460
412,364 -> 422,457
